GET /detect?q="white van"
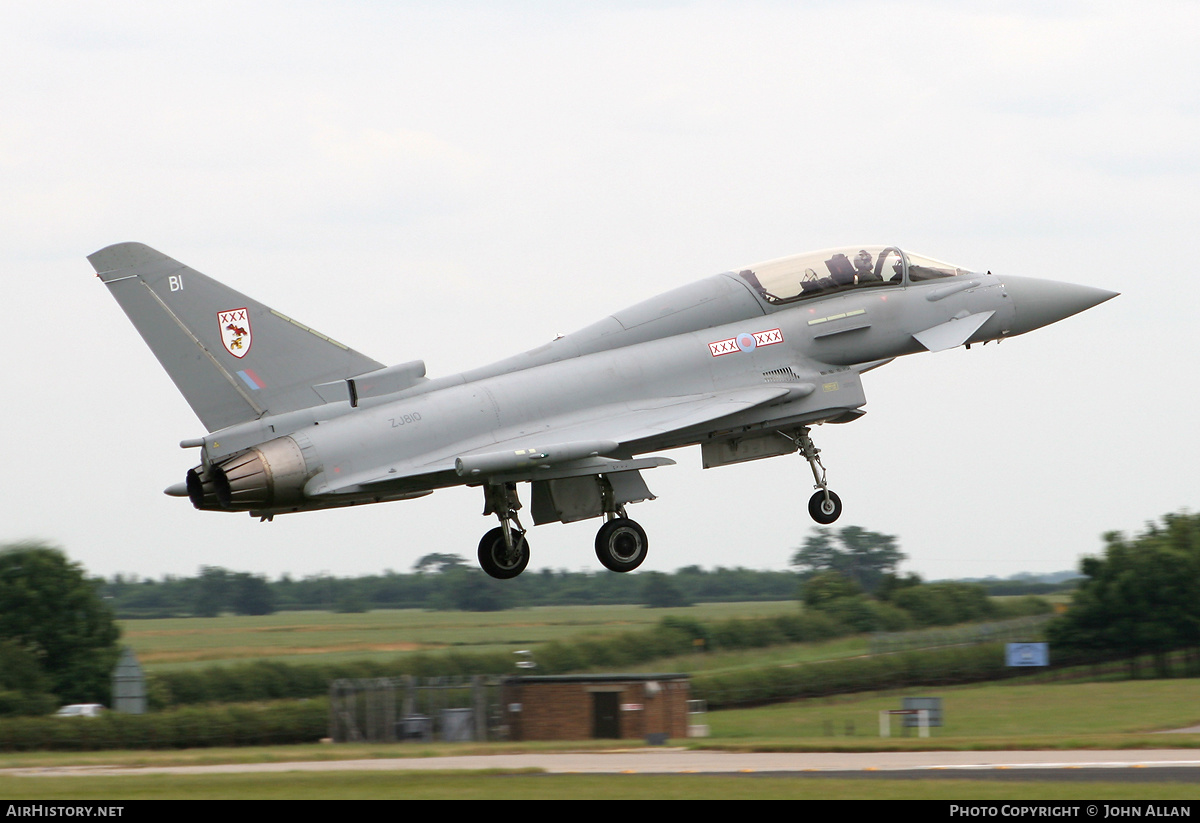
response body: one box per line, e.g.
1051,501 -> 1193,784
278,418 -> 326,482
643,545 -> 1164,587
53,703 -> 105,718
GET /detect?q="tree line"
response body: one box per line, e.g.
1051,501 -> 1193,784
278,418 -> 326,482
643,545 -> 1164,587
99,559 -> 804,616
790,525 -> 1051,631
98,546 -> 1079,618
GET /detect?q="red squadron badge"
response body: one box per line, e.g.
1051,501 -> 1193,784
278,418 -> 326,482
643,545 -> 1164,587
218,308 -> 252,358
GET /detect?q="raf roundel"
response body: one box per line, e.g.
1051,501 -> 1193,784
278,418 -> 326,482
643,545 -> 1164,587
736,332 -> 757,352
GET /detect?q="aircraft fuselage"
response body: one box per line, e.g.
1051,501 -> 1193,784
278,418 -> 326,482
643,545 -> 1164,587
91,242 -> 1115,577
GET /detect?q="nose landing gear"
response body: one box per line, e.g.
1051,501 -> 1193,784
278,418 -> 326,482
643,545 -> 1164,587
796,427 -> 842,525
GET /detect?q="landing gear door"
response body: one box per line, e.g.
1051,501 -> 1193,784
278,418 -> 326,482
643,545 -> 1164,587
530,470 -> 655,525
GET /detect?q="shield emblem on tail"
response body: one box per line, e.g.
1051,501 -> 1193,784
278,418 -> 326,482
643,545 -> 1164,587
218,308 -> 252,358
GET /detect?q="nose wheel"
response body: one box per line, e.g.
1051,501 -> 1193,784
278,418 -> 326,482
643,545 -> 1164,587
808,490 -> 842,524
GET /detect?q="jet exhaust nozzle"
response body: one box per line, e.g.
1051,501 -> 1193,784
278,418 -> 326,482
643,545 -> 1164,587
183,436 -> 310,511
185,465 -> 222,509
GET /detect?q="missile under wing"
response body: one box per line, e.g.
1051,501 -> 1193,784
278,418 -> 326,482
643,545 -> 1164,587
89,243 -> 1116,578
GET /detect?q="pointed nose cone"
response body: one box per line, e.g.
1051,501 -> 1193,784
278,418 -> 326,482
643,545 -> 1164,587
1001,275 -> 1118,336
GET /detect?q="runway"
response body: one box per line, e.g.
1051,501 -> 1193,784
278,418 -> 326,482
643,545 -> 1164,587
6,749 -> 1200,781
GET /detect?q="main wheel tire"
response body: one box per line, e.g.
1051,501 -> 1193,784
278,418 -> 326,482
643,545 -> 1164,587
477,526 -> 530,579
807,490 -> 842,524
595,518 -> 648,573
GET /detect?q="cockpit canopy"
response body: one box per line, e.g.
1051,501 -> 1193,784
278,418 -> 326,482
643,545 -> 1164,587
738,246 -> 975,306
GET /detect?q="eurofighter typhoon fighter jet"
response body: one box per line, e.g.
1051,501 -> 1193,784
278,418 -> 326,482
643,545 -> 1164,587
90,243 -> 1115,578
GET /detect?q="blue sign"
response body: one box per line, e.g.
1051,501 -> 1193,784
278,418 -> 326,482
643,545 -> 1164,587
1006,642 -> 1049,667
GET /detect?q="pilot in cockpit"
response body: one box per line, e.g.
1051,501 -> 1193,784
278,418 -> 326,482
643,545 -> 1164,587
854,249 -> 879,282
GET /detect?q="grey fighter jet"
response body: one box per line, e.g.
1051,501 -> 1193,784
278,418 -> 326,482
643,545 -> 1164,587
89,243 -> 1116,578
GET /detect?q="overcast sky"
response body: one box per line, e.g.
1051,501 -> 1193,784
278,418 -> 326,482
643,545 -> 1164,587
3,2 -> 1197,584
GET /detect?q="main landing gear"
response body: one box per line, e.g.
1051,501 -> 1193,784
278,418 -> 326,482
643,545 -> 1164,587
477,484 -> 648,579
478,483 -> 530,579
478,526 -> 529,579
594,510 -> 648,573
796,427 -> 842,525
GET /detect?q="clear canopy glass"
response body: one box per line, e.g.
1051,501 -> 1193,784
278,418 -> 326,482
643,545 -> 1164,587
737,246 -> 974,305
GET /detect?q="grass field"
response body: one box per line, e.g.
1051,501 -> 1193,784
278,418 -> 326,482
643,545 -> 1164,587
120,602 -> 800,669
706,679 -> 1200,744
7,603 -> 1192,798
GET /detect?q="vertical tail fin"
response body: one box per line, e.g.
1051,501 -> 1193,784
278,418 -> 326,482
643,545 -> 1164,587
89,242 -> 384,432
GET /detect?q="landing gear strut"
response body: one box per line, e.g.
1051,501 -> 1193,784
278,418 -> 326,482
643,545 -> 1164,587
796,427 -> 842,524
478,483 -> 530,579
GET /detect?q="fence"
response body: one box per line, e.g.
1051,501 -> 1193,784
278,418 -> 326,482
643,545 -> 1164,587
329,675 -> 504,743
